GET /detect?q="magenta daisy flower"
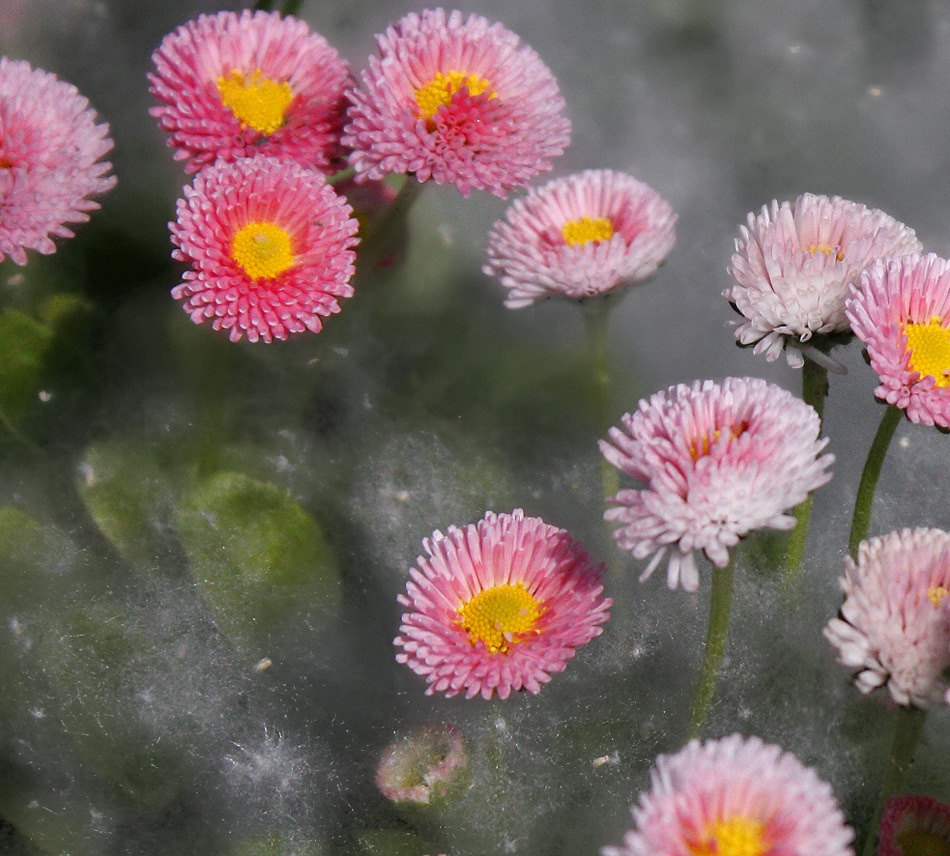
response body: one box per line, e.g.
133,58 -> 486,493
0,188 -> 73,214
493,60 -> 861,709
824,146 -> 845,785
483,170 -> 677,308
342,8 -> 571,198
375,723 -> 467,805
824,528 -> 950,708
847,253 -> 950,428
394,509 -> 611,700
600,377 -> 833,591
725,193 -> 921,368
602,734 -> 854,856
878,795 -> 950,856
0,58 -> 115,266
169,155 -> 358,343
149,10 -> 351,174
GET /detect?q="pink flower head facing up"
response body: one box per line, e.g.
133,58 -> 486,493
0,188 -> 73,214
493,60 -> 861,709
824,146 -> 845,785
847,253 -> 950,428
0,57 -> 115,266
600,377 -> 833,592
169,155 -> 359,343
394,509 -> 611,700
725,193 -> 920,368
824,528 -> 950,708
601,734 -> 854,856
343,8 -> 571,198
375,723 -> 467,805
149,10 -> 351,174
878,794 -> 950,856
483,170 -> 677,308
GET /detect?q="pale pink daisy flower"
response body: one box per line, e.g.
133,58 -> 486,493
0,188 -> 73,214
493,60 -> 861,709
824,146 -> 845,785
483,170 -> 677,308
600,377 -> 833,592
149,10 -> 350,174
847,253 -> 950,428
394,509 -> 611,700
169,155 -> 358,343
375,724 -> 467,805
824,528 -> 950,708
342,8 -> 571,198
878,795 -> 950,856
725,193 -> 921,368
602,734 -> 854,856
0,58 -> 115,266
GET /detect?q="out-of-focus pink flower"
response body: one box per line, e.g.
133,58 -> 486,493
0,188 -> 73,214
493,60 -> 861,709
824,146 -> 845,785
824,527 -> 950,708
0,57 -> 115,266
343,8 -> 571,198
602,734 -> 854,856
169,155 -> 358,343
878,794 -> 950,856
375,724 -> 467,805
394,509 -> 611,700
483,169 -> 677,308
847,253 -> 950,428
149,10 -> 350,174
725,194 -> 920,368
600,377 -> 833,591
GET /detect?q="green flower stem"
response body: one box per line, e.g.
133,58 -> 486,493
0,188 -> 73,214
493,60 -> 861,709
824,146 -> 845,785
687,558 -> 736,740
782,358 -> 828,596
849,404 -> 902,557
356,176 -> 425,278
195,336 -> 230,479
860,705 -> 927,856
583,298 -> 619,503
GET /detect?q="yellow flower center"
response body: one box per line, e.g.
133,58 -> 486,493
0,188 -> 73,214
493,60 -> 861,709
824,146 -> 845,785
805,242 -> 845,261
456,583 -> 544,653
414,70 -> 495,119
896,829 -> 950,856
231,222 -> 295,280
217,69 -> 294,135
904,316 -> 950,388
689,421 -> 749,462
562,216 -> 615,246
927,586 -> 950,608
689,816 -> 769,856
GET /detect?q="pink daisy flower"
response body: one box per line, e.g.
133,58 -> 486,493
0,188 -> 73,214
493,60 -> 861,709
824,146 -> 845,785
149,10 -> 351,174
600,377 -> 833,592
824,528 -> 950,708
0,57 -> 115,266
847,253 -> 950,428
725,193 -> 921,368
375,723 -> 467,805
878,795 -> 950,856
169,155 -> 358,343
342,8 -> 571,198
483,169 -> 677,308
602,734 -> 854,856
394,509 -> 611,700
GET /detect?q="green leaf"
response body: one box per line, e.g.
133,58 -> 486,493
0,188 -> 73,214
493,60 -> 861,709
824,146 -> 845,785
0,309 -> 53,429
177,472 -> 341,652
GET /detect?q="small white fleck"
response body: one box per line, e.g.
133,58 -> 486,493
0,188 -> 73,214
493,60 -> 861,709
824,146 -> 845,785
869,86 -> 882,97
31,708 -> 45,719
38,390 -> 52,402
789,44 -> 801,54
898,436 -> 910,449
78,462 -> 96,487
254,657 -> 273,672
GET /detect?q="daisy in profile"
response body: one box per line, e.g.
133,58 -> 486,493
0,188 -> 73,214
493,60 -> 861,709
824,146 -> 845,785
483,170 -> 677,308
394,509 -> 611,700
725,193 -> 920,368
375,724 -> 467,805
600,377 -> 833,592
343,8 -> 571,198
824,528 -> 950,708
0,58 -> 115,266
169,155 -> 358,343
149,10 -> 350,174
602,734 -> 854,856
878,795 -> 950,856
847,253 -> 950,428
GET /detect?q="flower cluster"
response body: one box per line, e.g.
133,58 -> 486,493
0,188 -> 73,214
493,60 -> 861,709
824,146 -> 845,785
0,57 -> 115,265
394,509 -> 611,700
484,169 -> 677,307
600,377 -> 833,591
